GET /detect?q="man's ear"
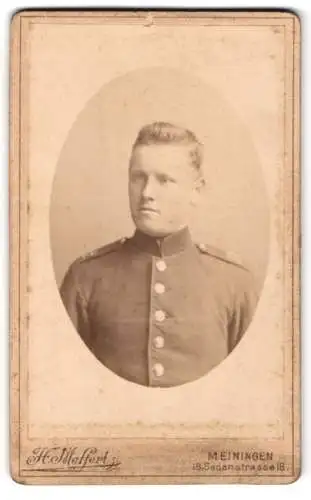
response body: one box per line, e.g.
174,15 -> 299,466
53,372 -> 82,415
195,177 -> 205,192
190,177 -> 205,206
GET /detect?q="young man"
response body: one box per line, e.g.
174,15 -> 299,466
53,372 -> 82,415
60,121 -> 258,387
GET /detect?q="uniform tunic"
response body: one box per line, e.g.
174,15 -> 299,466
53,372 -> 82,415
60,227 -> 259,387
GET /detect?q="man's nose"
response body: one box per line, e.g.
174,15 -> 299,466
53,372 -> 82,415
142,177 -> 156,199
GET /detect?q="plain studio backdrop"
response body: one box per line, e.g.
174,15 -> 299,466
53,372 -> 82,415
49,67 -> 269,289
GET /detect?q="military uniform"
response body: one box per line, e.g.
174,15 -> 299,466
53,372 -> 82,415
60,227 -> 258,387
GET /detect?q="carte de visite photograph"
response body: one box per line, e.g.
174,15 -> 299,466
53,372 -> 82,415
10,10 -> 300,484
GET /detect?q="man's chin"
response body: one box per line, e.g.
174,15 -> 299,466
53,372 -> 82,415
134,220 -> 170,238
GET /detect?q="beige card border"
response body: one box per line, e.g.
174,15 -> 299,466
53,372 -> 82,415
9,10 -> 301,485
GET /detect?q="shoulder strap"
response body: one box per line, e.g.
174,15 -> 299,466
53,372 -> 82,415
196,242 -> 248,270
78,237 -> 127,263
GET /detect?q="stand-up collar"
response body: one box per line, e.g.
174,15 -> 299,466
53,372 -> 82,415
130,226 -> 193,257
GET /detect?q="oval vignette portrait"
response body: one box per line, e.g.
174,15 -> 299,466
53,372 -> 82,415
50,67 -> 270,389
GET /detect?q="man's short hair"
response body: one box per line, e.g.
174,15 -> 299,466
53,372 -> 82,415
131,121 -> 204,179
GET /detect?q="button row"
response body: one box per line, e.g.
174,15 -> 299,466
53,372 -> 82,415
152,261 -> 166,379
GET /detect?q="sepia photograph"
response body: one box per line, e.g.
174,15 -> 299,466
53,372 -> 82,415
10,10 -> 300,485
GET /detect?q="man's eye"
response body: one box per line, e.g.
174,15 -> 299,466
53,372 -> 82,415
158,176 -> 175,185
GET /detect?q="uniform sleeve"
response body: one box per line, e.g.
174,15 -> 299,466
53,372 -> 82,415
59,262 -> 91,344
228,270 -> 259,352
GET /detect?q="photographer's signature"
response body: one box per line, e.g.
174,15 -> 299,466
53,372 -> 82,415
25,447 -> 121,472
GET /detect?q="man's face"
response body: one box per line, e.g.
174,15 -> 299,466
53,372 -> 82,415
129,144 -> 201,237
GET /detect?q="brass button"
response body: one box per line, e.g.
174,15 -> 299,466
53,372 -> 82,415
154,310 -> 166,322
154,282 -> 165,294
153,335 -> 165,349
152,363 -> 164,377
156,260 -> 167,272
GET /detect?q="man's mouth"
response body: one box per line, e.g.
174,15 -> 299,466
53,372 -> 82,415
139,206 -> 159,214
